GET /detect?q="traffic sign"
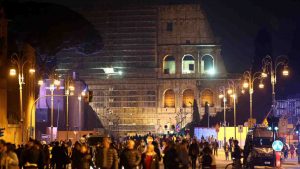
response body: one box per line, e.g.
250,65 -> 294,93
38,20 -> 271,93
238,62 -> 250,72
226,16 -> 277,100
272,140 -> 283,151
238,125 -> 243,133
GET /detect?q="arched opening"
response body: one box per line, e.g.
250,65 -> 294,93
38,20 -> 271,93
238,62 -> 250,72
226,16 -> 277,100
163,55 -> 176,74
164,89 -> 175,108
182,55 -> 195,74
182,89 -> 194,107
201,55 -> 214,74
201,89 -> 214,107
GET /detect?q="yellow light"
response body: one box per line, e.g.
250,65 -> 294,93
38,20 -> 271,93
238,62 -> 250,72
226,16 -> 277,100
243,81 -> 249,88
259,82 -> 264,89
9,68 -> 16,76
218,94 -> 224,99
38,79 -> 44,86
81,91 -> 86,96
227,89 -> 233,95
241,89 -> 245,94
261,72 -> 267,78
29,68 -> 35,74
54,79 -> 60,86
282,66 -> 289,76
69,85 -> 75,91
49,84 -> 55,91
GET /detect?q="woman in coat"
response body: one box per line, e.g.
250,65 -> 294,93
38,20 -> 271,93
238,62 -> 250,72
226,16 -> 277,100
141,144 -> 159,169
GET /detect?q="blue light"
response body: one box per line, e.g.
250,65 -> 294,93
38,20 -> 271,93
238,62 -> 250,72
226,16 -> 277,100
267,127 -> 272,131
274,126 -> 279,131
296,131 -> 299,134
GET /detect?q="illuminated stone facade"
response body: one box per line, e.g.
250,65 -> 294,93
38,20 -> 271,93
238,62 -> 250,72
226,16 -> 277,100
55,3 -> 239,135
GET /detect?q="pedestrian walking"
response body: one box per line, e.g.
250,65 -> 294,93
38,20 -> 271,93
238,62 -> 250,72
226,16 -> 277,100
0,143 -> 19,169
79,144 -> 91,169
163,141 -> 179,169
200,142 -> 213,169
71,142 -> 82,169
119,140 -> 141,169
141,144 -> 159,169
290,144 -> 296,159
213,139 -> 218,156
224,142 -> 229,161
177,139 -> 189,169
94,137 -> 118,169
21,139 -> 40,169
188,138 -> 199,169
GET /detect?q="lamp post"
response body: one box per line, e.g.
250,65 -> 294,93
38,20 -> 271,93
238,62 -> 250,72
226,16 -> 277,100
219,86 -> 227,144
78,96 -> 81,131
49,78 -> 60,142
227,80 -> 237,139
9,53 -> 35,143
242,69 -> 264,127
64,77 -> 75,140
261,55 -> 289,114
227,80 -> 243,140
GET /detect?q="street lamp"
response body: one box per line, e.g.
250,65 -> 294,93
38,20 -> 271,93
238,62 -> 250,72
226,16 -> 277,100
227,80 -> 239,140
64,76 -> 75,140
219,86 -> 227,144
9,53 -> 35,143
261,55 -> 289,114
242,69 -> 264,127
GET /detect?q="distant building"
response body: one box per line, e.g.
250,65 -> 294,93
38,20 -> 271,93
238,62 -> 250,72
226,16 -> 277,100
276,98 -> 300,125
54,2 -> 239,135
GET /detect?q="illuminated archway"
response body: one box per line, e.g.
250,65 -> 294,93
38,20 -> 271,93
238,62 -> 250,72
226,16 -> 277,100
164,89 -> 175,108
182,55 -> 195,74
182,89 -> 194,107
201,89 -> 214,107
201,55 -> 214,74
163,55 -> 176,74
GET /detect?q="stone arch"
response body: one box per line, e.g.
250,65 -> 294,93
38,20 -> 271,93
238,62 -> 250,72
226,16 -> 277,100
163,55 -> 176,74
164,89 -> 175,108
201,54 -> 214,74
182,54 -> 195,74
182,89 -> 194,107
201,89 -> 214,107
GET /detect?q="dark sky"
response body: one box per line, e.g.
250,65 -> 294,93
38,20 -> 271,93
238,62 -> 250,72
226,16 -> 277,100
16,0 -> 300,123
19,0 -> 300,72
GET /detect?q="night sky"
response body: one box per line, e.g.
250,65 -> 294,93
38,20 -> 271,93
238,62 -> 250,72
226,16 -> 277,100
12,0 -> 300,123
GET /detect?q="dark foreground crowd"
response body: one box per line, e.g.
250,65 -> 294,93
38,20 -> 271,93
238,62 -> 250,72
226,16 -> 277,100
0,135 -> 243,169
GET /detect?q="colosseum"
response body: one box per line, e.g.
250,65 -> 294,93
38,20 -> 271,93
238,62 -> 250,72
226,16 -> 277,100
53,1 -> 239,136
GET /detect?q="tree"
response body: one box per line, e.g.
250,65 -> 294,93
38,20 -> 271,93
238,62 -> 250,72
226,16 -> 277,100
192,99 -> 201,124
185,99 -> 201,137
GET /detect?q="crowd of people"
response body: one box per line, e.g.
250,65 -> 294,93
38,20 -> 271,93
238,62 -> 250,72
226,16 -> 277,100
0,134 -> 235,169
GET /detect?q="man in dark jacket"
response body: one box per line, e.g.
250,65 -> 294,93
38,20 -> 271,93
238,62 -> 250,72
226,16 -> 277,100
119,140 -> 141,169
95,137 -> 118,169
163,141 -> 179,169
188,138 -> 199,169
21,139 -> 40,169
